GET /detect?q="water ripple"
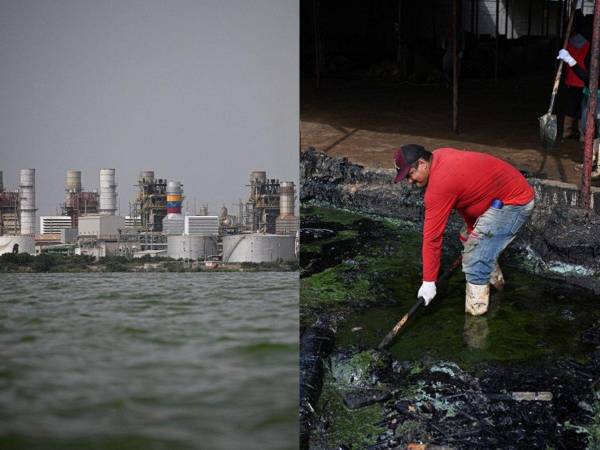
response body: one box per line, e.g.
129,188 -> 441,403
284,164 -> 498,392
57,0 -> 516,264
0,272 -> 299,450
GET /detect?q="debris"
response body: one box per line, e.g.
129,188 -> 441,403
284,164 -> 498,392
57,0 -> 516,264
488,391 -> 553,402
343,389 -> 391,410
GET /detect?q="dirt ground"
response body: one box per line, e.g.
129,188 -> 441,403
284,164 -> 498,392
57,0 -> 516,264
300,73 -> 600,187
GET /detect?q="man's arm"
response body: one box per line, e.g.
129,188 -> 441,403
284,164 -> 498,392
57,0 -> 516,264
422,192 -> 456,282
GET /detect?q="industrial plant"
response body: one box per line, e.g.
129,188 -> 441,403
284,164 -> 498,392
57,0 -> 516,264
0,167 -> 299,266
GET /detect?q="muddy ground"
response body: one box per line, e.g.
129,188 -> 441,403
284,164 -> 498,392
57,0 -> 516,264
301,74 -> 600,188
300,206 -> 600,450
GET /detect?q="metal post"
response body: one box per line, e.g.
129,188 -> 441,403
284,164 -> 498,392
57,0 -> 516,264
453,0 -> 459,133
528,0 -> 533,37
495,0 -> 499,83
313,0 -> 320,89
505,0 -> 509,39
545,0 -> 551,38
582,0 -> 600,209
475,0 -> 479,37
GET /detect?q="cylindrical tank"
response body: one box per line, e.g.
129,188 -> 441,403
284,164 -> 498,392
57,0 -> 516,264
0,235 -> 35,255
166,181 -> 183,214
250,171 -> 267,185
99,168 -> 117,215
140,171 -> 155,183
66,170 -> 82,193
167,235 -> 218,260
19,169 -> 36,235
222,234 -> 296,263
279,181 -> 295,218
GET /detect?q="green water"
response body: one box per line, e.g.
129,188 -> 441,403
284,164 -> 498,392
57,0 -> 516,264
302,206 -> 600,367
303,206 -> 600,449
338,266 -> 600,367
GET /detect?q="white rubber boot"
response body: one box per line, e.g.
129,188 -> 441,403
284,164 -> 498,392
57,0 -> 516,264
490,264 -> 505,290
465,282 -> 490,316
593,139 -> 600,179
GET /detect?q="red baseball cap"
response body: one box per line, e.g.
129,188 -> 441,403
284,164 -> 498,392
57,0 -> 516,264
394,144 -> 427,183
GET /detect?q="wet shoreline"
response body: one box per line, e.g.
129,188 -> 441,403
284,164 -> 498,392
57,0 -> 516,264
300,205 -> 600,449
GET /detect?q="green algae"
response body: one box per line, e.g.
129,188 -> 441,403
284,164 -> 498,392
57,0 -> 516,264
300,206 -> 422,326
315,354 -> 387,448
304,204 -> 600,448
330,350 -> 388,387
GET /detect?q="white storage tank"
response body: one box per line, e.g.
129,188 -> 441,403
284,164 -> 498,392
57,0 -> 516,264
222,233 -> 296,263
0,236 -> 35,255
167,235 -> 218,260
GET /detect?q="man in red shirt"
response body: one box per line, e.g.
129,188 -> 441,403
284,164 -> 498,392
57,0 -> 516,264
394,145 -> 535,315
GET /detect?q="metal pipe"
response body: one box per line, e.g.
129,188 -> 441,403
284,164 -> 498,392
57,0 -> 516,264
582,0 -> 600,209
453,0 -> 459,133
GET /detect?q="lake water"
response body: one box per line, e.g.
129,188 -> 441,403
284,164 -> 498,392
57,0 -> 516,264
0,272 -> 298,450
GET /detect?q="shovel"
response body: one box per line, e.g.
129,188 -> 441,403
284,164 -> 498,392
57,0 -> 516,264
539,0 -> 578,150
378,256 -> 462,350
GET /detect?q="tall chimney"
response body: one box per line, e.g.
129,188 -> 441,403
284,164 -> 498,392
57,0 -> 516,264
99,168 -> 117,215
19,169 -> 36,235
66,170 -> 82,193
279,182 -> 295,217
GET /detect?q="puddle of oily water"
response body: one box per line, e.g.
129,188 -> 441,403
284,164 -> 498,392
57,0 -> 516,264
302,206 -> 600,368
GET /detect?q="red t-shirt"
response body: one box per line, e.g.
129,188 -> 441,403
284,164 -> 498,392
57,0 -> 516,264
422,148 -> 534,281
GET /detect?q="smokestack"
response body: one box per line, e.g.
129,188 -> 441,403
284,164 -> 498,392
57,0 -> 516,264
99,168 -> 117,215
140,171 -> 155,183
19,169 -> 36,235
166,181 -> 183,215
66,170 -> 82,193
0,170 -> 3,192
279,182 -> 295,218
163,181 -> 184,235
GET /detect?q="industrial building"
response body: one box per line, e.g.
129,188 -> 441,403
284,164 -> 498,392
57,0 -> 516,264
60,170 -> 99,227
0,165 -> 298,263
184,215 -> 220,236
0,168 -> 38,239
244,171 -> 281,233
40,216 -> 72,235
133,171 -> 167,232
0,171 -> 20,236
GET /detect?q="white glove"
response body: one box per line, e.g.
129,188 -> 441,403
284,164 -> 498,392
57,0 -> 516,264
418,281 -> 437,306
557,49 -> 577,67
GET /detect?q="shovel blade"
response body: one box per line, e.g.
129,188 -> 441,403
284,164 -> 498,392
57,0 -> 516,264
539,113 -> 557,150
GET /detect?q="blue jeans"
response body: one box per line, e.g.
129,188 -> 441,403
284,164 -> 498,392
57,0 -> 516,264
462,200 -> 534,285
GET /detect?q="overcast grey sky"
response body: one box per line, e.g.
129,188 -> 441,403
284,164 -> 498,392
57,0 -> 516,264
0,0 -> 298,221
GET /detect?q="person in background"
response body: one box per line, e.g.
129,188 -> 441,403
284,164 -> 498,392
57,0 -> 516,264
561,11 -> 590,139
557,14 -> 600,176
393,145 -> 535,316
